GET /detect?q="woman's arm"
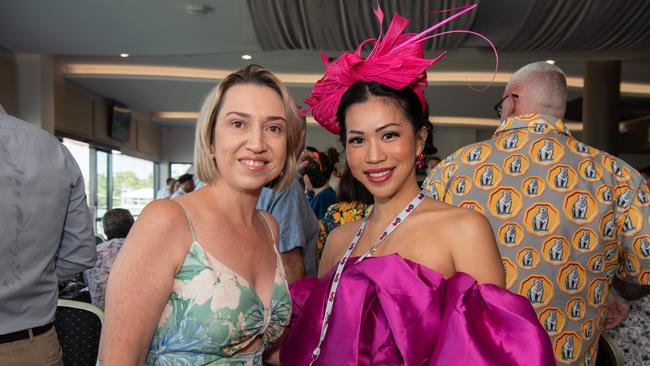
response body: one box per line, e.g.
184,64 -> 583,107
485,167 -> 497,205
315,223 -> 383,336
449,210 -> 506,287
99,200 -> 189,365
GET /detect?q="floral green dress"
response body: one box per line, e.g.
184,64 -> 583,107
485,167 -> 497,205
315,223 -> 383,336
146,207 -> 291,365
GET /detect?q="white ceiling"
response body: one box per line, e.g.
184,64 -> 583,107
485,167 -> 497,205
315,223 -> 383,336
1,0 -> 649,126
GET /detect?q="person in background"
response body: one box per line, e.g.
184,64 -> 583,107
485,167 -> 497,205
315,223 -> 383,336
316,165 -> 373,262
170,173 -> 195,197
605,279 -> 650,366
257,114 -> 320,280
417,120 -> 438,186
84,209 -> 134,309
100,64 -> 300,365
326,147 -> 342,191
156,177 -> 176,199
0,104 -> 96,366
306,150 -> 336,219
171,179 -> 181,194
424,61 -> 650,364
426,156 -> 441,173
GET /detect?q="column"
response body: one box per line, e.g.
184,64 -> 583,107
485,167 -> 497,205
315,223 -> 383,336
582,61 -> 621,156
16,54 -> 55,134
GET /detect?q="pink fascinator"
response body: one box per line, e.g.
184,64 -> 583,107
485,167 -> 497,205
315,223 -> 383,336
297,107 -> 308,118
305,3 -> 497,134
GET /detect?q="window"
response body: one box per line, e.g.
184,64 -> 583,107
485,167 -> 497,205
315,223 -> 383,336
170,163 -> 193,178
96,150 -> 110,236
111,151 -> 154,218
62,138 -> 90,199
57,137 -> 158,237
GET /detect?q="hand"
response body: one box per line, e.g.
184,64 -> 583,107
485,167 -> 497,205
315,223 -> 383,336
303,175 -> 314,194
605,295 -> 631,329
297,150 -> 315,176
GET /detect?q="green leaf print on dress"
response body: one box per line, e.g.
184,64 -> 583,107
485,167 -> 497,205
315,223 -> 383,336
146,241 -> 290,365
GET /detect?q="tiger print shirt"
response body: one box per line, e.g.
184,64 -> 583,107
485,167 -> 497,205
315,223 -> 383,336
423,114 -> 650,366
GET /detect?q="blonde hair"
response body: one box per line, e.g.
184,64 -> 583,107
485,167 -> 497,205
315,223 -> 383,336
507,62 -> 568,117
194,64 -> 300,191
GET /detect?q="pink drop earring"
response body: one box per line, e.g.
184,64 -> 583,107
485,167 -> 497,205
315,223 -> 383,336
416,153 -> 425,168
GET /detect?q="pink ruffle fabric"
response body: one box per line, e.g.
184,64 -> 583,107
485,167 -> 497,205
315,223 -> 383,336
280,254 -> 555,365
305,4 -> 493,134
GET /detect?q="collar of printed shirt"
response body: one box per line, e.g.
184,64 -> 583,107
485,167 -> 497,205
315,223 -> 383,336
493,113 -> 571,138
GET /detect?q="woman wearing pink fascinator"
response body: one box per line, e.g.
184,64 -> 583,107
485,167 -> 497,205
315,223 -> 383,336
280,4 -> 555,365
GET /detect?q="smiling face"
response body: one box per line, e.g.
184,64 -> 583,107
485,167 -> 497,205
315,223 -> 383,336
344,96 -> 425,200
211,83 -> 287,193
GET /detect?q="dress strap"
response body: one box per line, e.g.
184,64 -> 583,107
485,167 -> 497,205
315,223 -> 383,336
309,190 -> 427,365
257,210 -> 276,246
171,200 -> 197,243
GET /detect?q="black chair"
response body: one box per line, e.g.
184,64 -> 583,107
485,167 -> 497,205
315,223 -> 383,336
596,333 -> 624,366
54,299 -> 103,366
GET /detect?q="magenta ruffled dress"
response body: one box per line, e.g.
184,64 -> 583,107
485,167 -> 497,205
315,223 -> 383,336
281,254 -> 555,365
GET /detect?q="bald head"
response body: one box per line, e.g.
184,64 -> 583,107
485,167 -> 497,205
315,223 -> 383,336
502,62 -> 568,119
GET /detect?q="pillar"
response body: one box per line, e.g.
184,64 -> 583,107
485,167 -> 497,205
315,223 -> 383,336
582,61 -> 621,156
16,54 -> 55,134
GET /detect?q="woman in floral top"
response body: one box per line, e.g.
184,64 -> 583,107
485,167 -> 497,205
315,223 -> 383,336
100,65 -> 301,365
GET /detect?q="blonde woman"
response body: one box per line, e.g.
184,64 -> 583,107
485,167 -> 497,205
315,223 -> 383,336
99,65 -> 300,365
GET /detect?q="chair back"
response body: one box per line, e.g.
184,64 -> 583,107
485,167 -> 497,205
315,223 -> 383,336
55,299 -> 104,366
596,333 -> 625,366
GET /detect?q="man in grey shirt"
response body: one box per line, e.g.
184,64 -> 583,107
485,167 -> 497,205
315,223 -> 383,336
0,105 -> 96,365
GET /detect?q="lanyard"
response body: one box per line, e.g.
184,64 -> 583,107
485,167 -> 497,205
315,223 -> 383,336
309,191 -> 427,365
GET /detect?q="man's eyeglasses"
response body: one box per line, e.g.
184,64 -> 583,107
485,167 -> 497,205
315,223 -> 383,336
494,94 -> 518,118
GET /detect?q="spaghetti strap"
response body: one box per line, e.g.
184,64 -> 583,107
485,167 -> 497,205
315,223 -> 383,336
258,211 -> 276,246
170,200 -> 197,242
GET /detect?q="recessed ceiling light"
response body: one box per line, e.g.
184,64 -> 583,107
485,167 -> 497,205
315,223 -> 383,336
545,60 -> 555,65
120,53 -> 129,58
241,54 -> 252,61
186,4 -> 210,15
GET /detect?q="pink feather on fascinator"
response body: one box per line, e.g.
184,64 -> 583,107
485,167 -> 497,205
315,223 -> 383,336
305,3 -> 498,135
297,107 -> 308,118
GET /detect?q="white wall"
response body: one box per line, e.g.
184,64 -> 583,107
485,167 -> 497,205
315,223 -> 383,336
431,126 -> 481,159
305,123 -> 341,151
160,125 -> 196,184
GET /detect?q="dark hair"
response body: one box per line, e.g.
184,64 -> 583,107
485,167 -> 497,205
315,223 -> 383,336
326,147 -> 340,165
336,166 -> 374,205
166,177 -> 175,185
423,121 -> 437,155
177,173 -> 194,184
103,208 -> 134,240
640,166 -> 650,178
318,152 -> 334,181
336,81 -> 429,146
427,156 -> 441,164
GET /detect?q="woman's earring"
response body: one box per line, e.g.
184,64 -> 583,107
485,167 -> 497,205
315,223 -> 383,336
416,153 -> 425,168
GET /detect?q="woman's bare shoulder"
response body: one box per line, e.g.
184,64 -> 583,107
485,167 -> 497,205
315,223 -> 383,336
122,199 -> 193,257
318,219 -> 363,276
411,198 -> 495,248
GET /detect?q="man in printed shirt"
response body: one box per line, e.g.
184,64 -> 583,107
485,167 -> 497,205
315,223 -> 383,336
423,62 -> 650,365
